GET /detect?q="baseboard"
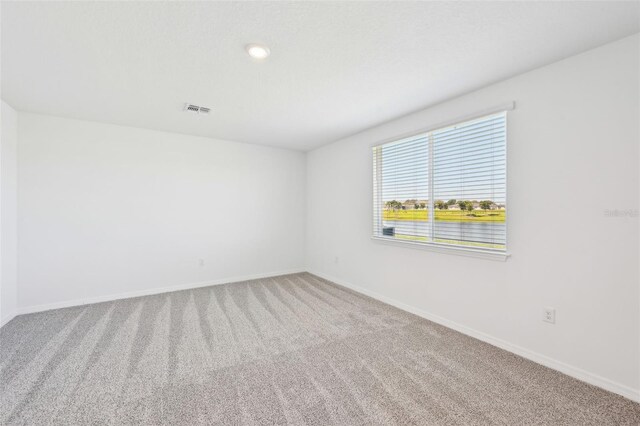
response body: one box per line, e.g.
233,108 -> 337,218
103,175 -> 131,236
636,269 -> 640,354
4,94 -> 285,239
308,269 -> 640,403
15,268 -> 305,316
1,311 -> 17,328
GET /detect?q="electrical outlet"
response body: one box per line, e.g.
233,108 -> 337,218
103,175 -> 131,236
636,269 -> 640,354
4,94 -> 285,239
198,259 -> 205,267
334,256 -> 339,264
543,307 -> 556,324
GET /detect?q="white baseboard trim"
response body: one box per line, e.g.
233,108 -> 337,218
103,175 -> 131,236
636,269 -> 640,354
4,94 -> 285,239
15,268 -> 305,317
1,311 -> 17,328
308,269 -> 640,403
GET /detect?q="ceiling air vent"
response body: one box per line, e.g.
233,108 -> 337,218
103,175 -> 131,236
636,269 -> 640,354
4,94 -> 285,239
184,103 -> 211,115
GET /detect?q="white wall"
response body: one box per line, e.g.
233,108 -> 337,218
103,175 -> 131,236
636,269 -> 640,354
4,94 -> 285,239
306,34 -> 640,400
1,100 -> 19,325
18,114 -> 306,310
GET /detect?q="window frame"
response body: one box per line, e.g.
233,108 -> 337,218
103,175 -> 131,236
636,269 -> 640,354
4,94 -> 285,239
371,102 -> 514,261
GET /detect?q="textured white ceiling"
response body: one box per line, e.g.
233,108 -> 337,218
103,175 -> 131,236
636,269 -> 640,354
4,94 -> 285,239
2,1 -> 638,150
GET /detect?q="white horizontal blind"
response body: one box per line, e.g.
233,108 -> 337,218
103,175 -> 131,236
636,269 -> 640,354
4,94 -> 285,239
373,134 -> 430,242
432,113 -> 506,250
373,112 -> 507,252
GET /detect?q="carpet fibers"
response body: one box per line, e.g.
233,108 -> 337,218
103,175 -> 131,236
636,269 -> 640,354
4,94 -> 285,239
1,273 -> 639,425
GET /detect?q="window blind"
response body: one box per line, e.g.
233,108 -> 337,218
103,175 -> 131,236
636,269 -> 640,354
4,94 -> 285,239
373,112 -> 507,252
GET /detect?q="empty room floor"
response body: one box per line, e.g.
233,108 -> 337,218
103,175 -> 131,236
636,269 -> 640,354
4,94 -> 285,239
1,273 -> 639,425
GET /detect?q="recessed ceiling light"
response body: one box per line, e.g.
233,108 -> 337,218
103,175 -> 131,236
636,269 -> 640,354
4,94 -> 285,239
245,43 -> 270,60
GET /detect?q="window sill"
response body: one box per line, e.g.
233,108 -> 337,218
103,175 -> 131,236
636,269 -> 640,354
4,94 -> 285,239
371,236 -> 510,261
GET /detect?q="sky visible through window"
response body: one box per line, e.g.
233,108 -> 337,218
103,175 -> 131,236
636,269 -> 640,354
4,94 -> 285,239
380,136 -> 429,203
380,114 -> 506,205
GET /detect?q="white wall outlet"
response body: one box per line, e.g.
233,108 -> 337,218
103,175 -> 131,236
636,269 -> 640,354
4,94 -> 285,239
334,256 -> 339,264
543,307 -> 556,324
198,259 -> 205,267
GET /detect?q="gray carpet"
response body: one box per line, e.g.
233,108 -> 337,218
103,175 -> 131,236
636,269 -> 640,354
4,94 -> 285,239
1,273 -> 638,425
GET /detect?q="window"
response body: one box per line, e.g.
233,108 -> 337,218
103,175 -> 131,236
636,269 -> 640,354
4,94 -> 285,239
372,111 -> 507,255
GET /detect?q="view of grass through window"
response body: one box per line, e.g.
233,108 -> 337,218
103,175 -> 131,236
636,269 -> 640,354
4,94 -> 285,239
373,112 -> 506,251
